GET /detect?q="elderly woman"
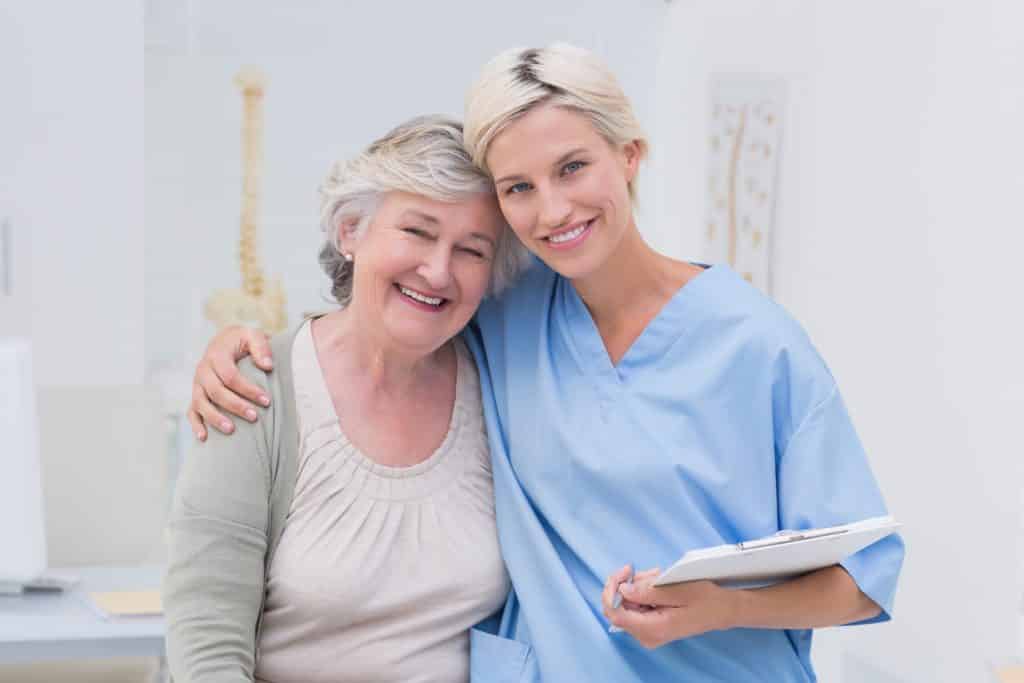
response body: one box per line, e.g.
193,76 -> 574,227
163,115 -> 528,683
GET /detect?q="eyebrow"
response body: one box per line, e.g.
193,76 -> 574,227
553,147 -> 587,168
400,210 -> 439,225
467,232 -> 496,247
493,147 -> 588,186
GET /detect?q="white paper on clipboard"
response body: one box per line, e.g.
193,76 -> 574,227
652,516 -> 901,589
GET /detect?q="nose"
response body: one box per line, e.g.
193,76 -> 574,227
538,185 -> 572,231
417,245 -> 452,291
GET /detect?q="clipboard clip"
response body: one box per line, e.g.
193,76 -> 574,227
738,527 -> 848,551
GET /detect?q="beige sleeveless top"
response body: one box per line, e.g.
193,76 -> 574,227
253,321 -> 509,683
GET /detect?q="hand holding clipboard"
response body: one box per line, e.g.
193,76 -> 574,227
652,516 -> 901,589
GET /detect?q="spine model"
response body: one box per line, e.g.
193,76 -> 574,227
204,67 -> 287,335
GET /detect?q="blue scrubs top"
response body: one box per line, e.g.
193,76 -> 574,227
464,262 -> 904,683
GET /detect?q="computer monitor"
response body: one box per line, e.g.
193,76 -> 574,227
0,338 -> 47,584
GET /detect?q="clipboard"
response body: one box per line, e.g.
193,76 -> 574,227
653,515 -> 901,588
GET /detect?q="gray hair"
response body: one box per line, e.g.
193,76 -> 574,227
463,43 -> 649,201
318,115 -> 531,306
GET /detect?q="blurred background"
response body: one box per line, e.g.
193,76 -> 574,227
1,1 -> 1022,681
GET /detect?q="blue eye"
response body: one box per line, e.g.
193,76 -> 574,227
506,182 -> 531,195
562,160 -> 586,175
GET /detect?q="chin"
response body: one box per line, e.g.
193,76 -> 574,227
537,248 -> 607,282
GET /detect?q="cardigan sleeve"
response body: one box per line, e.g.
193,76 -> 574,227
163,359 -> 275,683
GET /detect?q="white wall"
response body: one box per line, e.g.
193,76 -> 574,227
653,1 -> 1024,681
1,1 -> 145,387
1,0 -> 167,574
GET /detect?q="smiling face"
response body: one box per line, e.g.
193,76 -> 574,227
341,191 -> 503,357
486,105 -> 640,281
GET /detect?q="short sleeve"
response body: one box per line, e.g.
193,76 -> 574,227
777,385 -> 905,624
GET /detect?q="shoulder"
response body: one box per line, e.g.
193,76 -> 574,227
224,329 -> 294,402
236,356 -> 272,394
173,380 -> 276,531
212,323 -> 305,472
232,337 -> 286,430
686,268 -> 845,442
261,321 -> 308,405
685,267 -> 836,414
711,267 -> 843,414
450,336 -> 493,474
699,265 -> 821,364
269,327 -> 299,367
452,335 -> 484,408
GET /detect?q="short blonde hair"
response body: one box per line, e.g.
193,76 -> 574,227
319,115 -> 530,305
463,43 -> 649,199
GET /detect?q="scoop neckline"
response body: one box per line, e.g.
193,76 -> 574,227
297,318 -> 470,480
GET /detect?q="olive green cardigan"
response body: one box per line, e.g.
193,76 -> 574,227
163,327 -> 301,683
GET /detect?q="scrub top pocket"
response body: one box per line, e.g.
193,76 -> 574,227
470,627 -> 540,683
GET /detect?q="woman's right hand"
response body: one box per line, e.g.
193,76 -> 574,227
187,325 -> 275,441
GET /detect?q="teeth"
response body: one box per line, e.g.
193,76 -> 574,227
548,221 -> 589,244
399,286 -> 443,306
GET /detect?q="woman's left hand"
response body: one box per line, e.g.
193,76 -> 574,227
601,571 -> 741,649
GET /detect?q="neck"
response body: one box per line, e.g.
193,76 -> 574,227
570,218 -> 681,331
312,308 -> 447,396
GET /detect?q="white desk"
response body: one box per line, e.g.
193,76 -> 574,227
0,566 -> 164,663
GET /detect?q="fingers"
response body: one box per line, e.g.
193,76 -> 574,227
191,382 -> 235,435
606,605 -> 675,649
619,577 -> 660,607
602,564 -> 633,613
620,598 -> 655,612
603,565 -> 661,622
208,357 -> 265,419
187,325 -> 272,438
621,573 -> 695,608
609,567 -> 662,610
606,579 -> 731,648
621,579 -> 674,608
634,567 -> 662,582
626,578 -> 725,613
186,407 -> 207,442
608,585 -> 731,647
215,331 -> 271,409
188,326 -> 270,425
241,328 -> 274,371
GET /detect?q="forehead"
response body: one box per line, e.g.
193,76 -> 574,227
378,191 -> 503,238
486,105 -> 605,175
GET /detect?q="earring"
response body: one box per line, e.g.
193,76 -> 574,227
342,251 -> 353,262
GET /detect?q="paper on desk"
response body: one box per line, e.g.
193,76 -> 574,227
88,590 -> 163,618
995,666 -> 1024,683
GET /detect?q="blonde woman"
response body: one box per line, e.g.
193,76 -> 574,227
187,45 -> 904,682
164,115 -> 527,683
